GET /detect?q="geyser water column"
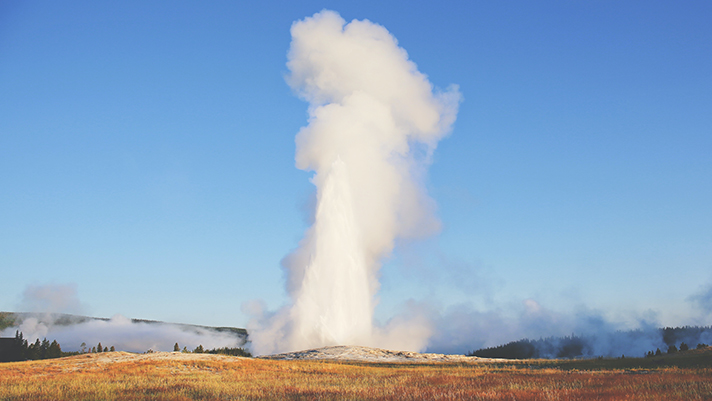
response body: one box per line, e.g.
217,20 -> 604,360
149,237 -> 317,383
248,10 -> 460,355
290,157 -> 372,349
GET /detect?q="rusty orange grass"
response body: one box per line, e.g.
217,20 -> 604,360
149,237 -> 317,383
1,352 -> 711,400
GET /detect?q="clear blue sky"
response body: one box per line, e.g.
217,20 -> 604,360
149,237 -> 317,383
2,1 -> 711,343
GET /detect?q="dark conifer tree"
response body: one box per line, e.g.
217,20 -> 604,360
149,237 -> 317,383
48,340 -> 62,359
14,331 -> 27,360
40,338 -> 50,359
27,339 -> 41,360
5,331 -> 27,361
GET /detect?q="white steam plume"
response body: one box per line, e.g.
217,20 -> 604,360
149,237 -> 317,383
19,283 -> 84,316
248,10 -> 460,355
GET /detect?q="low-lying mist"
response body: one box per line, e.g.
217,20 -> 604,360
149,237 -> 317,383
424,285 -> 712,357
2,313 -> 243,353
3,284 -> 243,353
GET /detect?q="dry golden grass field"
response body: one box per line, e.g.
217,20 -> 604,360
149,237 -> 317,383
1,349 -> 711,400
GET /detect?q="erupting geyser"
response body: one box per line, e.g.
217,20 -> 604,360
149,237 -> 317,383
248,10 -> 460,355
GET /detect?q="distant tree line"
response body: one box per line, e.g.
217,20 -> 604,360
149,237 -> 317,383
205,346 -> 252,357
83,341 -> 116,354
171,342 -> 251,357
0,331 -> 118,362
468,326 -> 712,359
645,342 -> 708,357
0,331 -> 63,362
468,336 -> 579,359
2,331 -> 251,362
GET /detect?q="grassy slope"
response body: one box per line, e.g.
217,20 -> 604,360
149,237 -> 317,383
0,311 -> 247,338
0,312 -> 17,331
1,349 -> 710,400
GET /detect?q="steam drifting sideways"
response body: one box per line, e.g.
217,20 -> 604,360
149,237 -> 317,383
248,10 -> 460,355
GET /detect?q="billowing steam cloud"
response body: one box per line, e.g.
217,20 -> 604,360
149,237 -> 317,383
689,283 -> 712,318
247,10 -> 460,355
19,283 -> 84,315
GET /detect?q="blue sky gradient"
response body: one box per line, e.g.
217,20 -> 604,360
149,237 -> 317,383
1,1 -> 711,348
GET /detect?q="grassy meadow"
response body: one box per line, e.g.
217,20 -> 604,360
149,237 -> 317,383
1,349 -> 711,400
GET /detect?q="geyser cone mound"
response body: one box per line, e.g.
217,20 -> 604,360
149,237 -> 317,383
261,345 -> 481,363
